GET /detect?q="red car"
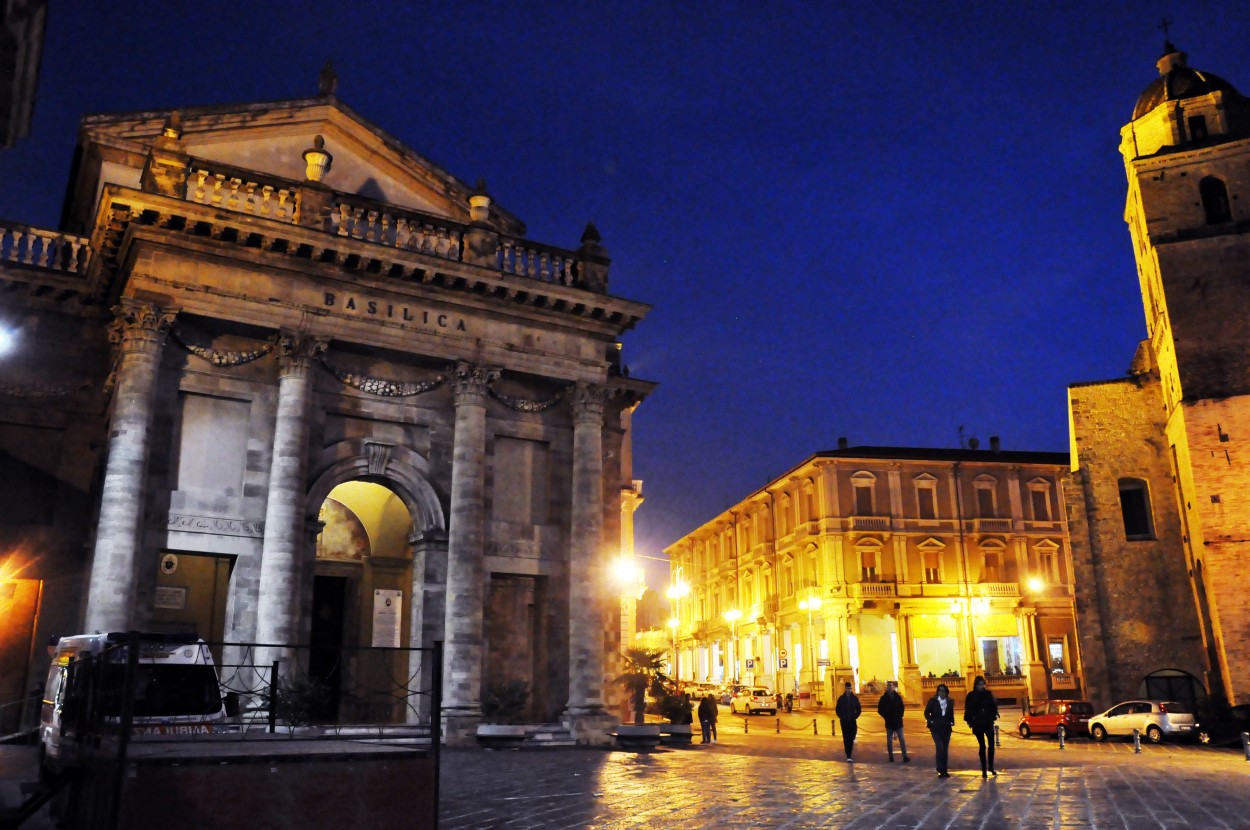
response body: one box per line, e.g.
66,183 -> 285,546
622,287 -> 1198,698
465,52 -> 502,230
1018,700 -> 1093,738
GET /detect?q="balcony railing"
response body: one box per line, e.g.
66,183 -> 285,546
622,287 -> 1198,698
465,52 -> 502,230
0,222 -> 92,275
978,583 -> 1020,597
985,675 -> 1026,688
850,515 -> 890,531
187,161 -> 300,222
850,582 -> 897,599
328,193 -> 463,262
973,518 -> 1013,533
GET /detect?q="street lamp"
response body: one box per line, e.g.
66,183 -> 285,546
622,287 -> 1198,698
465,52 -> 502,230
667,617 -> 680,683
798,597 -> 821,707
723,608 -> 741,684
613,556 -> 644,653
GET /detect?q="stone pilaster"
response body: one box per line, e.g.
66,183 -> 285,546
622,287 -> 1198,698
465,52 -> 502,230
441,361 -> 498,744
562,381 -> 615,745
255,332 -> 326,652
84,300 -> 177,633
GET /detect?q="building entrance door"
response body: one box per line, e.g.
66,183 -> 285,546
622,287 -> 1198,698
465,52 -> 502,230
310,575 -> 348,721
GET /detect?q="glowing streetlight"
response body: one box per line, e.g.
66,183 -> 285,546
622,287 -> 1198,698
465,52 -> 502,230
0,327 -> 14,356
1027,576 -> 1045,593
798,597 -> 822,705
723,608 -> 742,683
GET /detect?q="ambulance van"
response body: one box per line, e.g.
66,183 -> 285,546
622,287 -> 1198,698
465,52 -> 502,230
40,632 -> 227,772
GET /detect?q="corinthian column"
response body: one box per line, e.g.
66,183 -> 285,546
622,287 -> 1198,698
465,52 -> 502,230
564,382 -> 610,722
441,361 -> 498,743
256,332 -> 326,649
84,300 -> 177,633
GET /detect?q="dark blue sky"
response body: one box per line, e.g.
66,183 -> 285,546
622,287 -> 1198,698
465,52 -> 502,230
2,2 -> 1248,578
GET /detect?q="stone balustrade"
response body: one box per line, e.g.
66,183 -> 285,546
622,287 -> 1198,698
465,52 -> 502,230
497,237 -> 579,285
186,160 -> 299,222
177,159 -> 592,288
0,222 -> 92,274
327,195 -> 464,262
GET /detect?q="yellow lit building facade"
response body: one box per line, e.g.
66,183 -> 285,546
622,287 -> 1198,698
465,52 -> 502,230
665,443 -> 1081,705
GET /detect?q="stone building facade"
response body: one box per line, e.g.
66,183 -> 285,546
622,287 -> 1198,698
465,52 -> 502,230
665,444 -> 1081,706
0,86 -> 652,744
1066,43 -> 1250,710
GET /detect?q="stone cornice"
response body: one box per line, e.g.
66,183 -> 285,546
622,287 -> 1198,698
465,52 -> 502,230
89,185 -> 650,334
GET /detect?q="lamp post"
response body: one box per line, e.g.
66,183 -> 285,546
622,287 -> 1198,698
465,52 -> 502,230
723,608 -> 741,684
613,556 -> 644,654
798,597 -> 821,707
667,617 -> 680,683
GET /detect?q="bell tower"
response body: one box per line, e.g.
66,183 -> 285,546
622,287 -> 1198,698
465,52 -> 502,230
1121,41 -> 1250,705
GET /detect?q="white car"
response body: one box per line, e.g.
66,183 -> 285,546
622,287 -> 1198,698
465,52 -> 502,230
729,687 -> 776,715
1088,700 -> 1197,743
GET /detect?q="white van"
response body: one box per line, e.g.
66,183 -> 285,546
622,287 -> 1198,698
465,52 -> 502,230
40,632 -> 227,771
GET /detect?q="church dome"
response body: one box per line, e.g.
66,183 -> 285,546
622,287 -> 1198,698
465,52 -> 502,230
1133,44 -> 1240,120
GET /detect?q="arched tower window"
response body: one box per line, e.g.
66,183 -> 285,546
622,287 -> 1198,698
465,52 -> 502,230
1200,176 -> 1232,225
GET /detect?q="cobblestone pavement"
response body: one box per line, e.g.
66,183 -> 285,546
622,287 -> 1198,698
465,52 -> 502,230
441,711 -> 1250,829
6,710 -> 1250,829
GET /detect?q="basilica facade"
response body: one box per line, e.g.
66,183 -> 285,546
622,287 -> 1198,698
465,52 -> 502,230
0,82 -> 651,744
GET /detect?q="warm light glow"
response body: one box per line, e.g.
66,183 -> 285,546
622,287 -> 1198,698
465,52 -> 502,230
971,597 -> 991,616
667,617 -> 679,631
1027,577 -> 1045,593
723,608 -> 741,624
665,581 -> 689,600
612,556 -> 642,587
799,597 -> 822,612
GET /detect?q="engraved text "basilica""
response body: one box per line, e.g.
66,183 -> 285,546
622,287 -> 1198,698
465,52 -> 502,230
324,292 -> 467,331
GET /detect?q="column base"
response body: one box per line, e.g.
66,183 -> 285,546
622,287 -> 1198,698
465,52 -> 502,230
442,709 -> 482,747
561,709 -> 616,747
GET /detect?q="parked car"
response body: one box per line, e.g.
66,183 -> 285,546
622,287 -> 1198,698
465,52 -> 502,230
729,687 -> 776,715
1088,700 -> 1197,743
1197,704 -> 1250,747
1017,700 -> 1094,738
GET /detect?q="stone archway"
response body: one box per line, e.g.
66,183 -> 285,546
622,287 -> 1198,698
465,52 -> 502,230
304,439 -> 448,724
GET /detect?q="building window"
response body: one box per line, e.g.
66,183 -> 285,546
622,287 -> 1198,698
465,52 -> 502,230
1200,176 -> 1232,224
1036,546 -> 1058,583
778,494 -> 792,536
783,562 -> 794,597
974,476 -> 997,517
982,550 -> 1001,582
1030,488 -> 1051,522
860,548 -> 879,583
1188,114 -> 1208,140
1118,478 -> 1155,540
917,486 -> 937,520
978,636 -> 1023,676
1047,637 -> 1068,674
923,550 -> 941,583
851,472 -> 876,515
804,479 -> 818,522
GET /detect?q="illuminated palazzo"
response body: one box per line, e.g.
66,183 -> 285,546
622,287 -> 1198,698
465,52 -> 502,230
665,443 -> 1081,706
0,81 -> 652,744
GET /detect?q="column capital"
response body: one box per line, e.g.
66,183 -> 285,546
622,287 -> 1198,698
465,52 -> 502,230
572,381 -> 610,425
277,331 -> 329,378
108,299 -> 178,353
452,361 -> 500,407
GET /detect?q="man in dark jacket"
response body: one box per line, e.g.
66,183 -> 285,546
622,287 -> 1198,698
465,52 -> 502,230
924,683 -> 956,778
834,682 -> 862,762
876,680 -> 910,762
697,693 -> 718,744
963,675 -> 1000,777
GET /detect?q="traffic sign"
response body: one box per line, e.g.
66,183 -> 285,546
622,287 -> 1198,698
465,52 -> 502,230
780,649 -> 788,659
745,659 -> 755,669
779,658 -> 789,669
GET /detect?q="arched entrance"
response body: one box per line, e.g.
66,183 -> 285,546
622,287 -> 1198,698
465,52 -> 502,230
1138,669 -> 1207,713
303,440 -> 448,724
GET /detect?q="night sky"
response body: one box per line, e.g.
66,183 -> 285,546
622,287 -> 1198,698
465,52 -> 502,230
2,2 -> 1248,583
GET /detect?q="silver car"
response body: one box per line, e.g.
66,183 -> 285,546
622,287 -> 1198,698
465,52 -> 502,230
729,687 -> 776,715
1088,700 -> 1197,743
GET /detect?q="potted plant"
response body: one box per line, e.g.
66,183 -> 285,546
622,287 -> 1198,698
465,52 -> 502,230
476,678 -> 532,748
612,648 -> 667,750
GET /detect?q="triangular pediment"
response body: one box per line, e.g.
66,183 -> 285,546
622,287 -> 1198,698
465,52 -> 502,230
71,97 -> 524,235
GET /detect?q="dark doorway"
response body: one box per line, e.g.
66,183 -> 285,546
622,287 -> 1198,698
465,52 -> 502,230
310,575 -> 347,721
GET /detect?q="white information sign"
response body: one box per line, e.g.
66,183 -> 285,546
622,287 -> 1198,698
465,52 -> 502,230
372,589 -> 402,648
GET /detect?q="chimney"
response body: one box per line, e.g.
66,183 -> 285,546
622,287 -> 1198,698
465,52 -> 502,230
990,436 -> 1001,453
837,437 -> 848,450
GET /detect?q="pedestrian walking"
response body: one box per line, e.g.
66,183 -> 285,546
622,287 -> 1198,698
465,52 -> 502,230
964,675 -> 1000,777
876,680 -> 910,763
924,683 -> 955,778
697,693 -> 719,744
834,682 -> 861,762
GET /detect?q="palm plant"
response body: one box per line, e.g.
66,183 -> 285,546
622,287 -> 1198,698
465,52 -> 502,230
616,647 -> 670,726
